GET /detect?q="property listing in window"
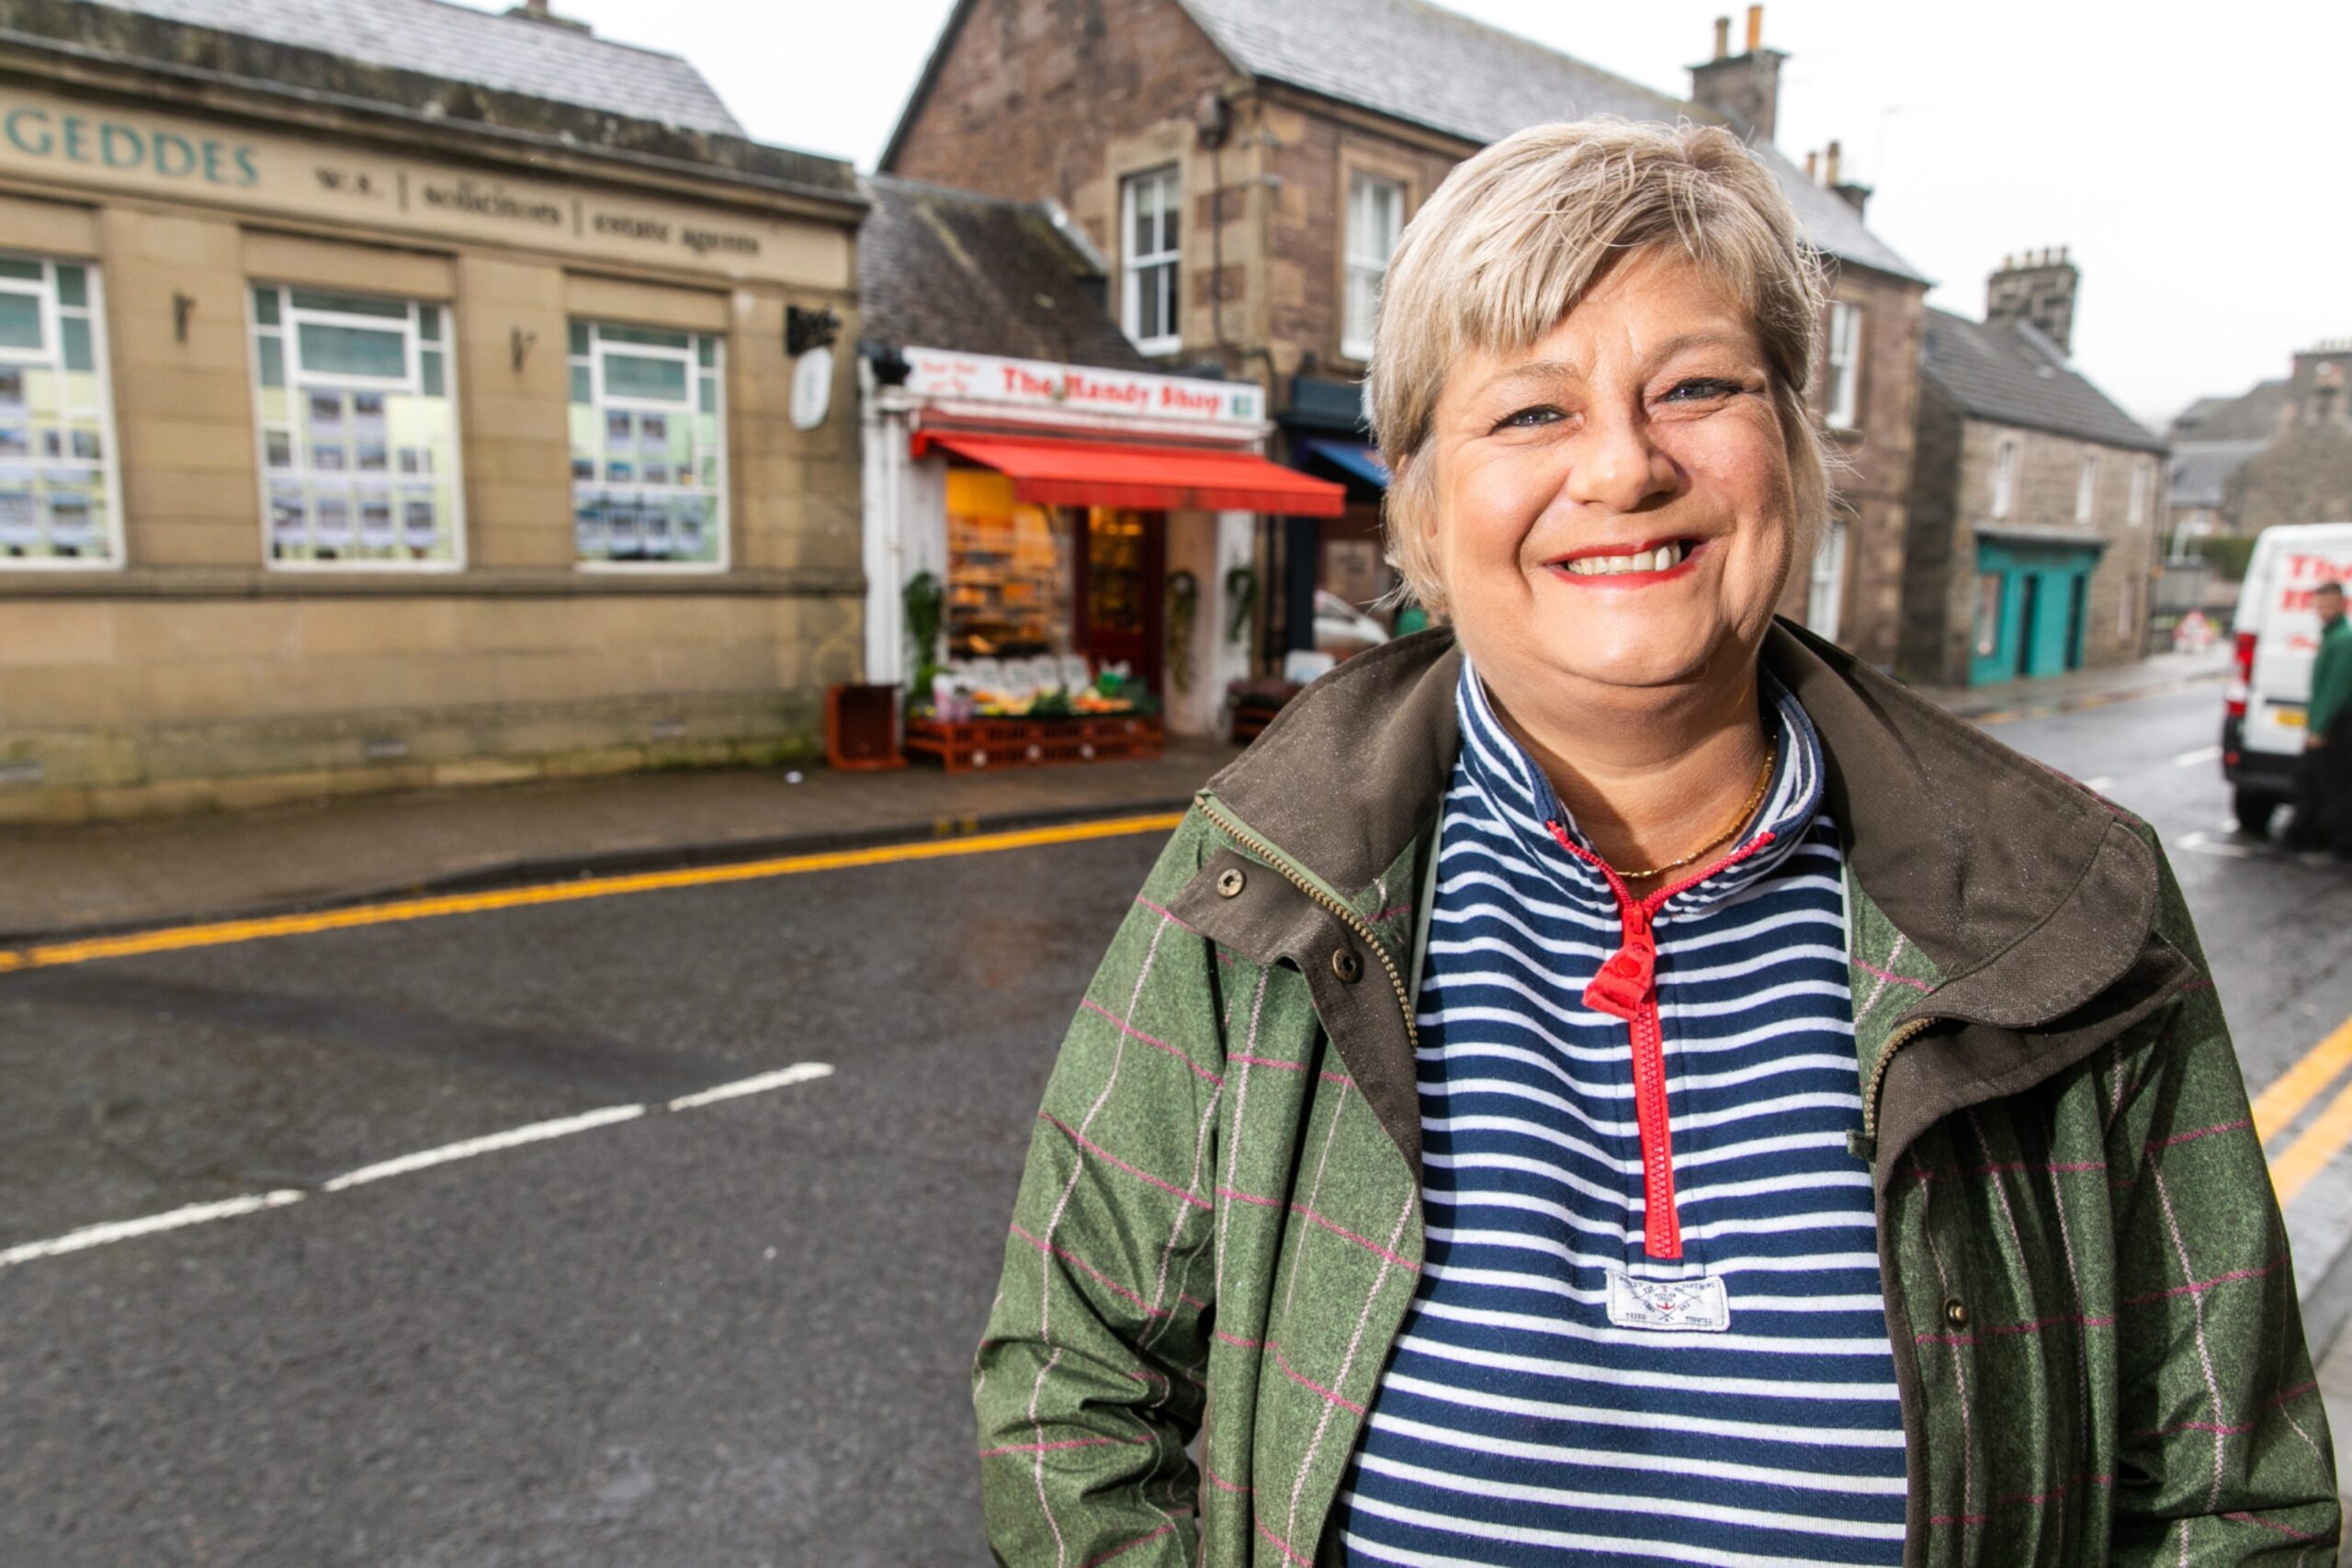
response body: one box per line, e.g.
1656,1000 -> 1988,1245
1343,175 -> 1403,362
568,321 -> 726,567
1121,167 -> 1182,354
250,285 -> 462,567
0,254 -> 120,566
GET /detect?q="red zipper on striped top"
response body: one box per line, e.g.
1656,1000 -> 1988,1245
1544,822 -> 1779,1261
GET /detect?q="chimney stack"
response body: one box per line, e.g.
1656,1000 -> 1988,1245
1823,140 -> 1841,186
1986,247 -> 2081,357
1688,6 -> 1785,142
505,0 -> 591,29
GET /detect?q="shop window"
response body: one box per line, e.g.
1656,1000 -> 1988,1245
251,283 -> 461,568
2076,452 -> 2099,524
1122,166 -> 1182,355
1991,434 -> 2021,519
568,320 -> 726,568
1973,570 -> 2004,657
945,469 -> 1069,659
1826,299 -> 1863,430
0,253 -> 120,567
1342,174 -> 1404,362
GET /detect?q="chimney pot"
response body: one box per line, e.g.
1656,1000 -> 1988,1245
1713,16 -> 1731,61
1804,150 -> 1817,179
1824,139 -> 1841,186
1746,4 -> 1763,51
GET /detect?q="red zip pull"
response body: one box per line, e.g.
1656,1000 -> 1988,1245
1583,905 -> 1655,1021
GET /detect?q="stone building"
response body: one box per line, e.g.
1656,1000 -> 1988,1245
2169,342 -> 2352,542
1900,252 -> 2167,685
880,0 -> 1930,669
0,0 -> 865,821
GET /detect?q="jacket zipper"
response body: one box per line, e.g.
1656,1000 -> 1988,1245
1851,1014 -> 1939,1165
1194,794 -> 1420,1056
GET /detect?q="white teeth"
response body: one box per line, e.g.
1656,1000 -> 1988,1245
1563,541 -> 1683,576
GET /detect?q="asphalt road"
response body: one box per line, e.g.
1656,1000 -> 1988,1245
6,677 -> 2350,1566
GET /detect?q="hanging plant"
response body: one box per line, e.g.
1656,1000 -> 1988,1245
1224,562 -> 1257,646
1165,569 -> 1201,695
902,570 -> 944,715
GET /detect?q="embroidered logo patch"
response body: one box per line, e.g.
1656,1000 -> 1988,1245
1605,1269 -> 1732,1333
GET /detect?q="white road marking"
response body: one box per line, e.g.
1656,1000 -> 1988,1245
0,1061 -> 836,1270
2174,745 -> 2225,767
2178,830 -> 2259,860
320,1104 -> 647,1191
666,1062 -> 835,1111
0,1190 -> 306,1268
2084,776 -> 2116,793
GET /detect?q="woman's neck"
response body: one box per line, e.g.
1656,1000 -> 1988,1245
1486,667 -> 1771,886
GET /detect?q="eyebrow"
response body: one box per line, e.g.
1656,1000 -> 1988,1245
1471,330 -> 1761,399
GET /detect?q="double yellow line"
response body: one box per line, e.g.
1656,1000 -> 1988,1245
0,811 -> 1186,976
14,807 -> 2352,1207
2255,1014 -> 2352,1204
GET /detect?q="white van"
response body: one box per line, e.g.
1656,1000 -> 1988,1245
2224,522 -> 2352,834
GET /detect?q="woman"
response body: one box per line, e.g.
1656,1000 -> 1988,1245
975,120 -> 2335,1565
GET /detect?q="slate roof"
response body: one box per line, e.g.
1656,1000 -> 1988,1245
2167,441 -> 2267,509
1920,307 -> 2166,454
859,175 -> 1155,372
1170,0 -> 1926,283
74,0 -> 742,133
2170,380 -> 2289,443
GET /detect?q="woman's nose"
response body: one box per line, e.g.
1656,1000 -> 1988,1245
1560,408 -> 1675,513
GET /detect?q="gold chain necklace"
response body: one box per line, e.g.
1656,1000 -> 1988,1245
1610,742 -> 1777,882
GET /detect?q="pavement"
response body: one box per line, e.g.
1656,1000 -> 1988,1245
0,647 -> 2232,945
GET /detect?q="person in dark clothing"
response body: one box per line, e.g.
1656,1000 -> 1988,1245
2290,580 -> 2352,852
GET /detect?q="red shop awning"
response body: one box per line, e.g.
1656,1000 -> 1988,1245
914,431 -> 1346,517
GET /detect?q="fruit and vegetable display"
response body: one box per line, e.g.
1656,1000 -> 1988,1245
912,660 -> 1154,722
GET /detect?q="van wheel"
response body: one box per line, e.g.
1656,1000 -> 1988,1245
2234,788 -> 2282,837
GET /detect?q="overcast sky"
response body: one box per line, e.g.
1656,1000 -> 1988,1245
559,0 -> 2349,427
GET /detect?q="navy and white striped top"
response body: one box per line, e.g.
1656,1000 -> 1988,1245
1334,660 -> 1906,1567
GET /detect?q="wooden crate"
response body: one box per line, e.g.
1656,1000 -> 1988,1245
903,714 -> 1165,773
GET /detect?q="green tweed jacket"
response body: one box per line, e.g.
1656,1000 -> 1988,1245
975,622 -> 2339,1566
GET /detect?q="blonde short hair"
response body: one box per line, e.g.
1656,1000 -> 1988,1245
1368,118 -> 1833,614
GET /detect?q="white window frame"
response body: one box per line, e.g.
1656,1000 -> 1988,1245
1341,173 -> 1405,364
248,283 -> 465,572
2075,451 -> 2099,525
1826,299 -> 1863,430
1121,166 -> 1182,356
1807,516 -> 1849,642
570,320 -> 729,573
1991,434 -> 2022,519
2127,457 -> 2150,525
0,252 -> 124,570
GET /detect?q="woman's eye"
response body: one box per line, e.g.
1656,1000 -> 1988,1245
1491,405 -> 1564,432
1660,377 -> 1747,403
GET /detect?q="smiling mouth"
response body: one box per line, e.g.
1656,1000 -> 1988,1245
1547,536 -> 1707,581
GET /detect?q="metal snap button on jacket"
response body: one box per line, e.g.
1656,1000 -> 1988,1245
1943,1298 -> 1969,1329
1216,868 -> 1246,898
1331,948 -> 1363,983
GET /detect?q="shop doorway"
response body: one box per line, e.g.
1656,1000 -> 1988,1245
2015,576 -> 2041,679
1073,506 -> 1163,694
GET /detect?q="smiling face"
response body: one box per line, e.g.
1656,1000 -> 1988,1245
1409,248 -> 1800,716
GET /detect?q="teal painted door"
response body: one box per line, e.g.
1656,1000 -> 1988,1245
1969,540 -> 2104,684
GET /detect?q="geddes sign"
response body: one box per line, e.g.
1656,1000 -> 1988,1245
0,86 -> 843,288
901,347 -> 1263,429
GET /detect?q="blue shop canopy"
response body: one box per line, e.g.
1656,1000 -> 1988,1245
1297,438 -> 1390,491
